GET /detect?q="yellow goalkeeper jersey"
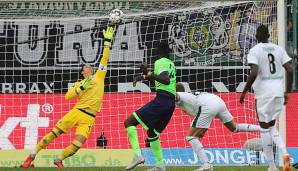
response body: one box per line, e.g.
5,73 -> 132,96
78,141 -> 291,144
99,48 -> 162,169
65,47 -> 110,114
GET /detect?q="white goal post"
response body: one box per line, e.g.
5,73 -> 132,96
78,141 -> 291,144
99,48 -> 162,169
277,0 -> 287,166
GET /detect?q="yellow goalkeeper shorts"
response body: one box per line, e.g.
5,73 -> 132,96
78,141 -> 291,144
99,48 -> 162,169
56,108 -> 95,138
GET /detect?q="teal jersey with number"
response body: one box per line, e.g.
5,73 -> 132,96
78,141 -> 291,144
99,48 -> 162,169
153,57 -> 176,95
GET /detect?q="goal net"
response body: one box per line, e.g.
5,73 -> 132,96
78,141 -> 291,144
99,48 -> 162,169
0,0 -> 278,167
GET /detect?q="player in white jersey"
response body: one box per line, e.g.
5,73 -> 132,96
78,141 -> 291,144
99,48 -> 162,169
240,25 -> 293,171
175,83 -> 260,171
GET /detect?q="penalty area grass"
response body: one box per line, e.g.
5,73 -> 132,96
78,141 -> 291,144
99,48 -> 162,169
0,166 -> 284,171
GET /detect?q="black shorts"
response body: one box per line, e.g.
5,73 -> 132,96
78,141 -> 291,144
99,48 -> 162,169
134,92 -> 175,134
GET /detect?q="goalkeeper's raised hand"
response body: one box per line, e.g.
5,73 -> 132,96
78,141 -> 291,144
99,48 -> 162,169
76,76 -> 93,94
103,26 -> 115,47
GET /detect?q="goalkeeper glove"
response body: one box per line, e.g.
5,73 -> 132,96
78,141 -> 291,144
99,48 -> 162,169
76,76 -> 93,94
103,26 -> 115,47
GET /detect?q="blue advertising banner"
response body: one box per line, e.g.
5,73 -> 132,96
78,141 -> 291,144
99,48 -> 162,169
142,147 -> 298,166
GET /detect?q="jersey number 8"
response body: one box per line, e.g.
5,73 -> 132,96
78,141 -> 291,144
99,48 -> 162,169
268,53 -> 276,74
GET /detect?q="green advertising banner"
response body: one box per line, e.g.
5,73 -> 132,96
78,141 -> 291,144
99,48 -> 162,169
0,149 -> 133,167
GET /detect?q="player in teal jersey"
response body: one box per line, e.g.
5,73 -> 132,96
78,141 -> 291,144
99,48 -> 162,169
124,42 -> 176,171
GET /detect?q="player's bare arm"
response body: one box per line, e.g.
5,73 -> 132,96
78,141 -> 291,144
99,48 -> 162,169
140,63 -> 170,85
283,61 -> 293,104
240,64 -> 258,104
133,63 -> 170,87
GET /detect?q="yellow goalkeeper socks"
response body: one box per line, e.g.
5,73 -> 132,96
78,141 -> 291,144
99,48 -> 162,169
35,127 -> 61,153
60,140 -> 82,160
149,137 -> 164,165
126,126 -> 141,155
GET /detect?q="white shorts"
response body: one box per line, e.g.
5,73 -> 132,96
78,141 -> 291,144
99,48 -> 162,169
256,97 -> 284,123
191,94 -> 233,128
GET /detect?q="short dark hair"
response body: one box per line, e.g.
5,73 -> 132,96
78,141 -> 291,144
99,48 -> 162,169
256,25 -> 269,43
176,82 -> 185,92
156,41 -> 170,57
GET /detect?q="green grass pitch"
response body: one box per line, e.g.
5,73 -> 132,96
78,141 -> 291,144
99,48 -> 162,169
0,166 -> 287,171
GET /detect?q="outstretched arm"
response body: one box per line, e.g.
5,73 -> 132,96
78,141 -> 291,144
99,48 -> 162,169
65,77 -> 93,100
95,26 -> 115,80
65,82 -> 80,100
240,64 -> 258,103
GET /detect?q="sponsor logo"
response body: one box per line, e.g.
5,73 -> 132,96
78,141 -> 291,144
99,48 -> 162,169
42,154 -> 96,166
187,20 -> 213,55
0,149 -> 133,167
143,148 -> 272,165
0,82 -> 54,93
0,104 -> 49,149
0,148 -> 297,166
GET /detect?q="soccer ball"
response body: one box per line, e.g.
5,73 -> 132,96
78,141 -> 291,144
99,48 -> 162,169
109,9 -> 125,24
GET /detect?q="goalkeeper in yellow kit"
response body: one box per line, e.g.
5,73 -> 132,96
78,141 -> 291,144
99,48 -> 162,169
20,26 -> 115,168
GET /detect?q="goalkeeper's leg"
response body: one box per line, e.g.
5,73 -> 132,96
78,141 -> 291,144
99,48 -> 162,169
54,121 -> 93,168
35,127 -> 63,154
54,135 -> 86,168
21,127 -> 63,168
